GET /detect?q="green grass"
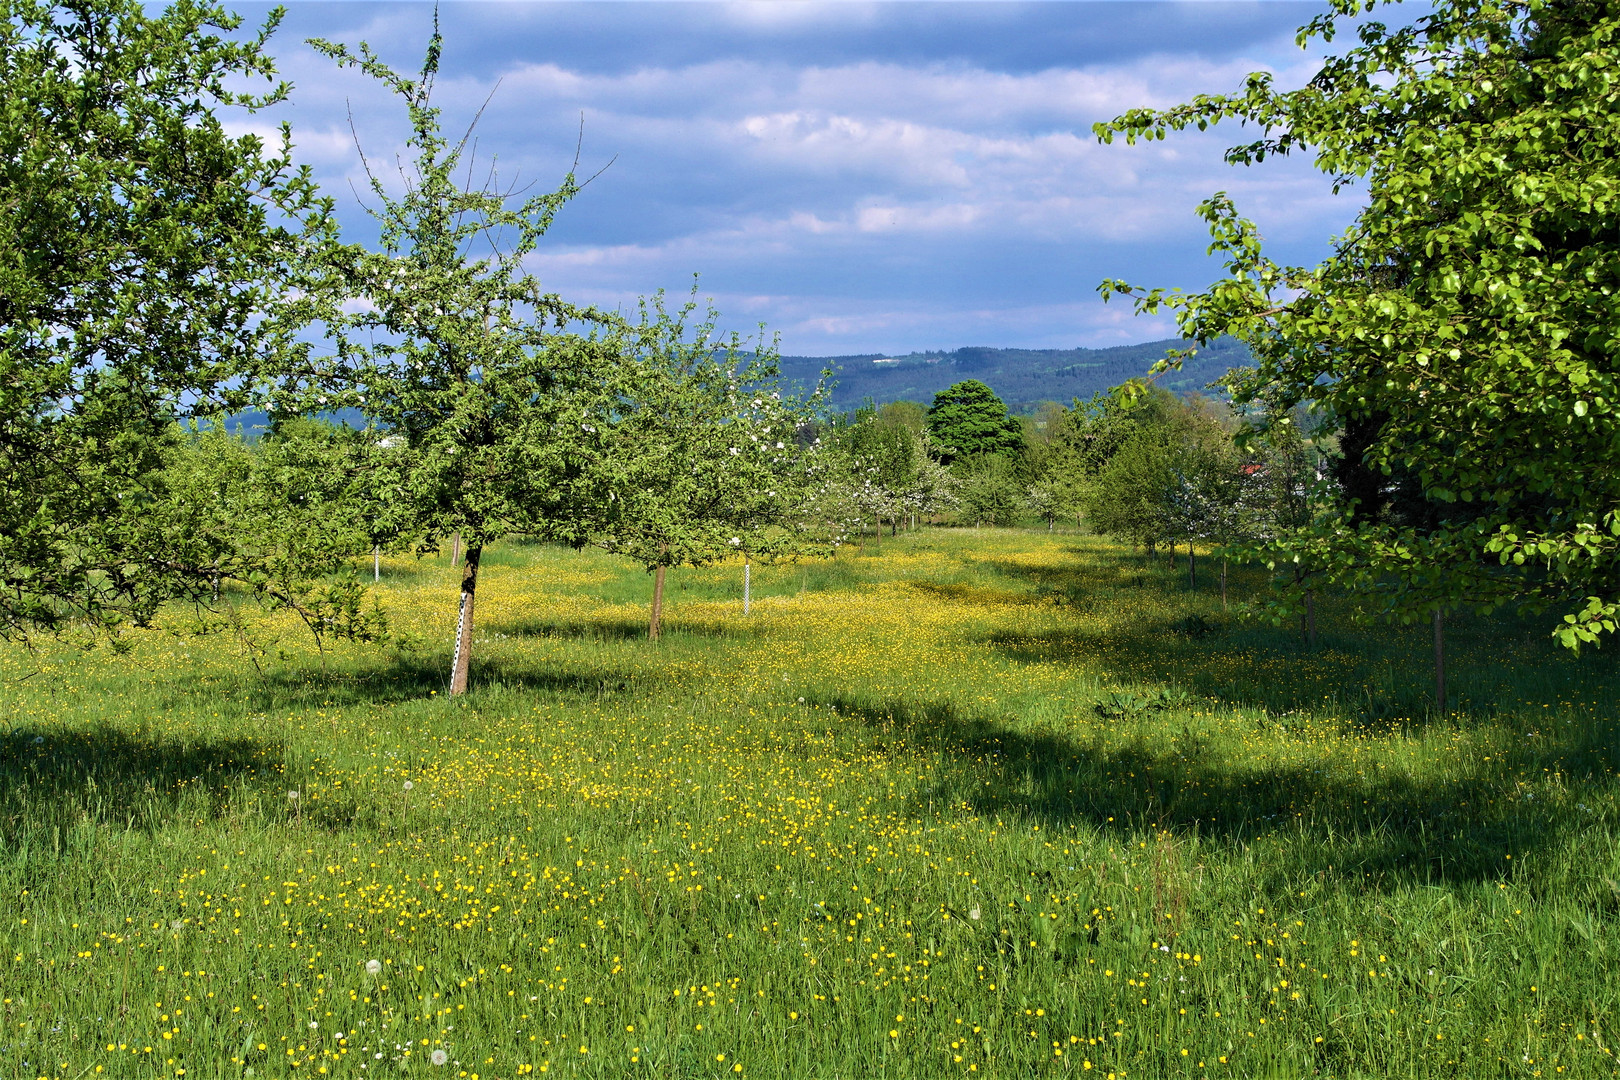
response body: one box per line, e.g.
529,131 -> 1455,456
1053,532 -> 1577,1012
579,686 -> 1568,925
2,528 -> 1617,1079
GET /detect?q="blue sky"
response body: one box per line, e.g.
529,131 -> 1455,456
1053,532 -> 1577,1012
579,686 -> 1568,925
241,2 -> 1370,355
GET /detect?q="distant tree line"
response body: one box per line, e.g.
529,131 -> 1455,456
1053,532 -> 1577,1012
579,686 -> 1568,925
814,378 -> 1322,614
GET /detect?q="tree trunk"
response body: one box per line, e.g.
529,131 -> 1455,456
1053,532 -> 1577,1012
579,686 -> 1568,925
1047,516 -> 1054,532
891,515 -> 897,536
1220,558 -> 1228,611
743,558 -> 751,616
1188,544 -> 1196,589
1306,587 -> 1317,650
1168,542 -> 1177,572
450,531 -> 461,567
1434,607 -> 1446,712
448,544 -> 481,696
874,516 -> 881,549
373,544 -> 381,583
649,565 -> 667,641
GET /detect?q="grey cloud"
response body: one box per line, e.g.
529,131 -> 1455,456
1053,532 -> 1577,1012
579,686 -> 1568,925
248,1 -> 1366,353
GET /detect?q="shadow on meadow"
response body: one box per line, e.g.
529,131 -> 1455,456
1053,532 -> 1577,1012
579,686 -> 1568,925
809,691 -> 1620,897
976,541 -> 1614,721
230,652 -> 650,711
0,725 -> 281,852
484,614 -> 741,643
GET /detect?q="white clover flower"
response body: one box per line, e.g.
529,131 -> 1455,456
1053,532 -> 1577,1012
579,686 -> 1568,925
366,959 -> 382,976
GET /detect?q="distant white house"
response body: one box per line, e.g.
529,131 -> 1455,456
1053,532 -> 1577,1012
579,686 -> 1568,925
873,357 -> 901,365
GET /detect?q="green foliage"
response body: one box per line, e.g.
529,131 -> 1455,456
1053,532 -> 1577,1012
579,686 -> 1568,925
158,421 -> 388,650
0,0 -> 326,637
924,379 -> 1024,464
840,405 -> 921,502
875,399 -> 926,437
293,23 -> 619,556
1058,390 -> 1230,549
955,454 -> 1026,527
1095,0 -> 1620,645
584,294 -> 824,571
819,402 -> 956,536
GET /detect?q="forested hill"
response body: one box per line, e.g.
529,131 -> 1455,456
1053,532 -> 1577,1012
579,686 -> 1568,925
780,336 -> 1252,413
217,337 -> 1252,437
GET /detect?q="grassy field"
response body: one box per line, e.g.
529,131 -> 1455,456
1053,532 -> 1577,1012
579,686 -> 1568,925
2,528 -> 1618,1079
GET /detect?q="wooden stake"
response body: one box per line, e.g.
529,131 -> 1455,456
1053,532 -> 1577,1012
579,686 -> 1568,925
1434,607 -> 1446,712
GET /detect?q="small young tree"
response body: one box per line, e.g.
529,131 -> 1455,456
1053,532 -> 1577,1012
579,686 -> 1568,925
1082,427 -> 1177,552
956,456 -> 1027,528
583,297 -> 823,639
1025,479 -> 1063,532
285,23 -> 624,694
832,405 -> 921,542
902,435 -> 959,528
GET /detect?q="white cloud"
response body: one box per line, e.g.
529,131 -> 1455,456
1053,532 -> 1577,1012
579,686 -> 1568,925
265,8 -> 1357,353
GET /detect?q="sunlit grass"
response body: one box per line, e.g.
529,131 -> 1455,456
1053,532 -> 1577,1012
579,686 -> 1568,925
2,529 -> 1617,1078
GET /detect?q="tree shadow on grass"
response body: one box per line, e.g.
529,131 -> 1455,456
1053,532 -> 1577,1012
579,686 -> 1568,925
976,546 -> 1614,721
222,653 -> 650,712
981,604 -> 1602,723
485,614 -> 743,643
0,724 -> 282,851
807,690 -> 1620,894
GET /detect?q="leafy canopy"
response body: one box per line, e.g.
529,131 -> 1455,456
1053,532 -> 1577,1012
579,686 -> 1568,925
1095,0 -> 1620,646
0,0 -> 327,637
582,294 -> 824,572
925,380 -> 1024,464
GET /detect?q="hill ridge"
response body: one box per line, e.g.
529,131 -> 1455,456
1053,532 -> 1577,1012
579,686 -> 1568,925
781,336 -> 1251,413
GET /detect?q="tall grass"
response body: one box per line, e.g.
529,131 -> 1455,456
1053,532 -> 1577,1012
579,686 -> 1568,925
1,529 -> 1616,1079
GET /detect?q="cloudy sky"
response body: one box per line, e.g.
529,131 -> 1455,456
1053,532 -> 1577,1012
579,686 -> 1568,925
241,1 -> 1370,356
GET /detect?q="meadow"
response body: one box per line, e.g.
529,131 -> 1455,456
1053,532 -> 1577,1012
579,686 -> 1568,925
2,528 -> 1617,1080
